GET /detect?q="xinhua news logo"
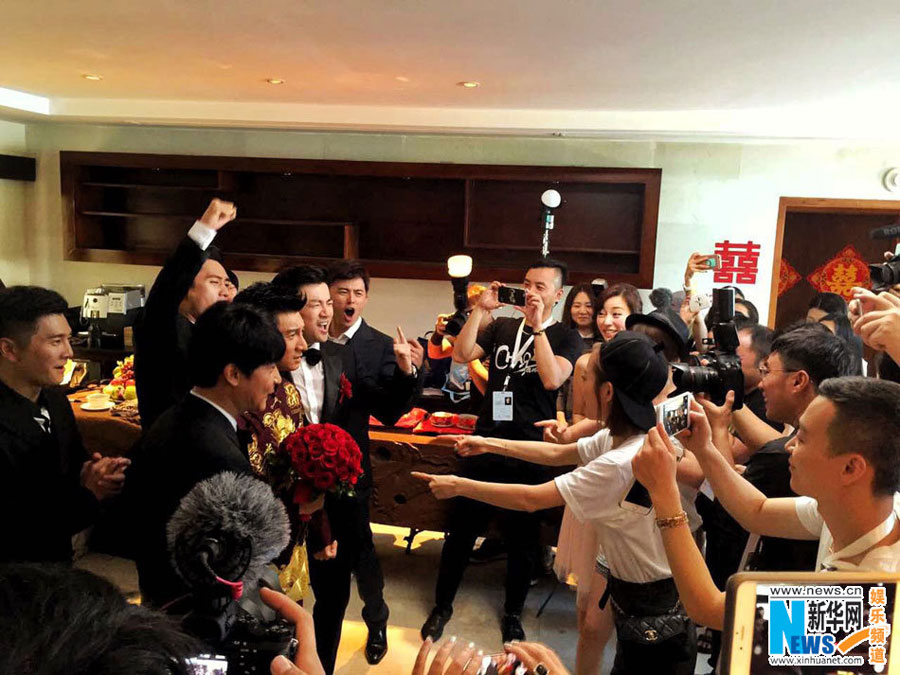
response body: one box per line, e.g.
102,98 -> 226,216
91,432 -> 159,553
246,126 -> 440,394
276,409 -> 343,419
766,585 -> 891,669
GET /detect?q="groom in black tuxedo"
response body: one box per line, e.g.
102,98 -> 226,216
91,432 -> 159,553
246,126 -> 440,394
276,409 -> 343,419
272,262 -> 422,672
126,301 -> 285,608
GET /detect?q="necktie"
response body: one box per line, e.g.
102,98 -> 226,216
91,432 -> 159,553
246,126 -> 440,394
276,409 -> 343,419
302,349 -> 322,366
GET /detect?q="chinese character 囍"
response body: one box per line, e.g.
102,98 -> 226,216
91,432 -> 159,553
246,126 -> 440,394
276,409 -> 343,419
713,240 -> 761,285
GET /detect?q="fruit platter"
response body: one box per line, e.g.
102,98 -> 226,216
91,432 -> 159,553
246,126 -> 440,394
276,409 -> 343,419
102,355 -> 137,401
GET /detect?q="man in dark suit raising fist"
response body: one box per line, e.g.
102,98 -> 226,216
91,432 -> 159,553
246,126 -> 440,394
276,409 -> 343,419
134,198 -> 237,430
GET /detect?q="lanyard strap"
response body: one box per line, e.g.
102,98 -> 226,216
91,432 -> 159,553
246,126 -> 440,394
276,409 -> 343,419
821,510 -> 897,570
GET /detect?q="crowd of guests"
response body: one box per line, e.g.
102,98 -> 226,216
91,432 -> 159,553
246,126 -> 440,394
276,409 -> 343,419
3,196 -> 900,675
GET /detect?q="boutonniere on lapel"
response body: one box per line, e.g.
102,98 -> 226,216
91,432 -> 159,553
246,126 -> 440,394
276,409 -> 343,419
339,373 -> 353,404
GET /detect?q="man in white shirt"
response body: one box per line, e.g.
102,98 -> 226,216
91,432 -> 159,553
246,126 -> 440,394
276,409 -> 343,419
683,376 -> 900,572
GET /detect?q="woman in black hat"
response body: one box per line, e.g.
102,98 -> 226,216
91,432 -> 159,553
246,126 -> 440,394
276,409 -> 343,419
415,332 -> 699,675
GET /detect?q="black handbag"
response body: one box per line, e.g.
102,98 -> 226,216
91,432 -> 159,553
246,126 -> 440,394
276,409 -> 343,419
606,575 -> 692,644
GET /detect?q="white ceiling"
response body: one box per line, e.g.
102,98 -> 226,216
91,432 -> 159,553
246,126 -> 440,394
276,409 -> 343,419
2,0 -> 900,138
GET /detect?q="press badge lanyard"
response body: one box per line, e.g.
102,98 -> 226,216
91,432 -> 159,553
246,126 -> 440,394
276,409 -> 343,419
821,510 -> 898,571
501,317 -> 556,391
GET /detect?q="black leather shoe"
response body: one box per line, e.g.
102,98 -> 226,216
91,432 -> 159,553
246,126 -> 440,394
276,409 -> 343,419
501,614 -> 526,643
420,606 -> 453,642
365,626 -> 388,665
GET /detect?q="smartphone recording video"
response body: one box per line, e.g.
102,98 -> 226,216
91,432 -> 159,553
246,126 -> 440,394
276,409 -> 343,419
657,392 -> 692,437
497,285 -> 527,307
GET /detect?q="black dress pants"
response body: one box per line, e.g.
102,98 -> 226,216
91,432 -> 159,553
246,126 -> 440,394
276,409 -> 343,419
308,490 -> 388,675
433,454 -> 546,617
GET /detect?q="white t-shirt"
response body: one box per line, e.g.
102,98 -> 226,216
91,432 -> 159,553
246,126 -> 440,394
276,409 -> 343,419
794,494 -> 900,572
555,429 -> 694,584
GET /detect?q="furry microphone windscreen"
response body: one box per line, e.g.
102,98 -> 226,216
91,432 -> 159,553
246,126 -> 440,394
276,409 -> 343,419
166,472 -> 290,590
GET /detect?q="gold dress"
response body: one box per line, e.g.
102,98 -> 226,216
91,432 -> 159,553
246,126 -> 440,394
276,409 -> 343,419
240,379 -> 310,602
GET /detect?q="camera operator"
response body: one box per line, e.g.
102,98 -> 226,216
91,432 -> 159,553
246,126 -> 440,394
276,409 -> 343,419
420,259 -> 583,645
700,322 -> 853,573
633,375 -> 900,631
426,283 -> 490,408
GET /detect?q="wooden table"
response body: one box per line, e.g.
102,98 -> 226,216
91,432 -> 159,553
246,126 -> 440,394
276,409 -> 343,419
68,392 -> 142,457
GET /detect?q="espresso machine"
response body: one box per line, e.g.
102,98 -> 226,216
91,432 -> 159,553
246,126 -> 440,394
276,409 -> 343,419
81,284 -> 145,348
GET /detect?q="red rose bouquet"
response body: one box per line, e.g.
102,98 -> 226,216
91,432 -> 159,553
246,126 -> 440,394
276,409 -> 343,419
281,423 -> 363,507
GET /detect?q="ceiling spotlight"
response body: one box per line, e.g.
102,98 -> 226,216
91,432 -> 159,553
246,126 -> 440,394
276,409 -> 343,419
82,74 -> 103,81
266,78 -> 285,85
395,76 -> 410,83
457,81 -> 480,88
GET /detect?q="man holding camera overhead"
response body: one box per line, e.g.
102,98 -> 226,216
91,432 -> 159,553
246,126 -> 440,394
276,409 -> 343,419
421,259 -> 583,645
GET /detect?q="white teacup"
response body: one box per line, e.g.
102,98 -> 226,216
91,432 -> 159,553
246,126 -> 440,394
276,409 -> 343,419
86,392 -> 110,408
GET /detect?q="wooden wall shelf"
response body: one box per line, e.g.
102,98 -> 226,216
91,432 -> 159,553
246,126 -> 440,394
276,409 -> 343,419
61,152 -> 661,286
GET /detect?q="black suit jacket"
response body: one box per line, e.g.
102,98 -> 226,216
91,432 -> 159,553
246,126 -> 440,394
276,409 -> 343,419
0,381 -> 98,563
333,320 -> 418,493
134,236 -> 218,430
126,394 -> 251,607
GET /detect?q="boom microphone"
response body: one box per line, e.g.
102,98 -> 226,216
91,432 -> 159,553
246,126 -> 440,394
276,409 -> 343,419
870,223 -> 900,240
166,472 -> 290,594
166,472 -> 295,673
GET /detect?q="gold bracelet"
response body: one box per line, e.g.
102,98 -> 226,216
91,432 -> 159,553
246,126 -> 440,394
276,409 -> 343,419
656,511 -> 689,530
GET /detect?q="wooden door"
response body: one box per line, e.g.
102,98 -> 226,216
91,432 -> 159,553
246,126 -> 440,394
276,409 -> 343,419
769,198 -> 900,329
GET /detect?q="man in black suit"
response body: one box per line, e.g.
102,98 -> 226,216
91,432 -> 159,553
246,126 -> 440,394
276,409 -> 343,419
127,301 -> 285,608
0,286 -> 128,564
134,198 -> 237,430
271,261 -> 420,671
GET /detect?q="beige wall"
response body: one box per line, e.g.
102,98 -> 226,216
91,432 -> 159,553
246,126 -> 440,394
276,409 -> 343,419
0,119 -> 31,287
10,119 -> 900,335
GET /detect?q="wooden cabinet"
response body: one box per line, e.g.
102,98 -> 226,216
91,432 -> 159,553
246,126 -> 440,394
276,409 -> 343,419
61,152 -> 660,285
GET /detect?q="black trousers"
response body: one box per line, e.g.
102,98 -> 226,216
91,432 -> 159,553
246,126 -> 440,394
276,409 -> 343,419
433,454 -> 546,616
308,490 -> 388,675
607,576 -> 698,675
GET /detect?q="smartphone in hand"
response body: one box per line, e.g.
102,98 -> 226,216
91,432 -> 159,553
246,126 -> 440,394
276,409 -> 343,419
497,285 -> 527,307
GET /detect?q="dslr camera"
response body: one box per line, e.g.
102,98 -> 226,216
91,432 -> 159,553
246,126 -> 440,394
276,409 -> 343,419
671,287 -> 744,409
869,258 -> 900,292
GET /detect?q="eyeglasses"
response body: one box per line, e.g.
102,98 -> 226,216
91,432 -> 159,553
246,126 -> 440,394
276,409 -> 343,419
758,366 -> 799,378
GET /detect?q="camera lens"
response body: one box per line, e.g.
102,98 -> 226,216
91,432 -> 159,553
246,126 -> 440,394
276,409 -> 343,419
671,364 -> 717,393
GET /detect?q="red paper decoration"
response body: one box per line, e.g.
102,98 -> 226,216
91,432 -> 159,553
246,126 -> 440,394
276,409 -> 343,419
806,245 -> 871,300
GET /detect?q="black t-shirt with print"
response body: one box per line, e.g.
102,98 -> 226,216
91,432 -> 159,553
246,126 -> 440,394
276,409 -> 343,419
474,317 -> 583,441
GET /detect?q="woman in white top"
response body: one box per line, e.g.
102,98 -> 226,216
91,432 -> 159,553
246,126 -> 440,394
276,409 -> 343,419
415,332 -> 699,675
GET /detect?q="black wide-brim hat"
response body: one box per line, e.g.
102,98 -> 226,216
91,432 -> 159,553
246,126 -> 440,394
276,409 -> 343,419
600,331 -> 670,431
626,310 -> 691,361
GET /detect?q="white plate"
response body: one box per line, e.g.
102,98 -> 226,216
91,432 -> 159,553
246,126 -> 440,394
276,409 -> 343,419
81,401 -> 114,412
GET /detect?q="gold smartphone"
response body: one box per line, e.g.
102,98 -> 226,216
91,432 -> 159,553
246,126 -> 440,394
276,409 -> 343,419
723,571 -> 900,674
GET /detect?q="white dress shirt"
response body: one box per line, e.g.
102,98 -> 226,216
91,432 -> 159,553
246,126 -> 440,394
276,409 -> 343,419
291,342 -> 325,423
189,390 -> 237,431
186,220 -> 217,251
329,316 -> 363,346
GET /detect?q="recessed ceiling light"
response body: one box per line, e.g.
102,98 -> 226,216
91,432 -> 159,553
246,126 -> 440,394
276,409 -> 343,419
82,74 -> 103,81
457,81 -> 480,88
266,78 -> 285,85
395,76 -> 410,83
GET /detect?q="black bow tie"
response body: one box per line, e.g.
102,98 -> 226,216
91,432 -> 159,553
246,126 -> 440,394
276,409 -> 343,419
302,349 -> 322,366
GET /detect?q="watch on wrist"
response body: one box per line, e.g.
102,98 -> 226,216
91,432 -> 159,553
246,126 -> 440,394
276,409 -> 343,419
533,328 -> 545,336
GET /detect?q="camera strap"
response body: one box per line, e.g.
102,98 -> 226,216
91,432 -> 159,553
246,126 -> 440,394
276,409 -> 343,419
821,509 -> 898,571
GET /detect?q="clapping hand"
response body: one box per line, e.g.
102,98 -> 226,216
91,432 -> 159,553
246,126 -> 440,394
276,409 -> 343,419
198,198 -> 237,231
411,471 -> 462,499
81,453 -> 130,500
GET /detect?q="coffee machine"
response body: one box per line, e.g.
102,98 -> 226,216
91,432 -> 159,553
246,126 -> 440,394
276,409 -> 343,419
81,284 -> 145,348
